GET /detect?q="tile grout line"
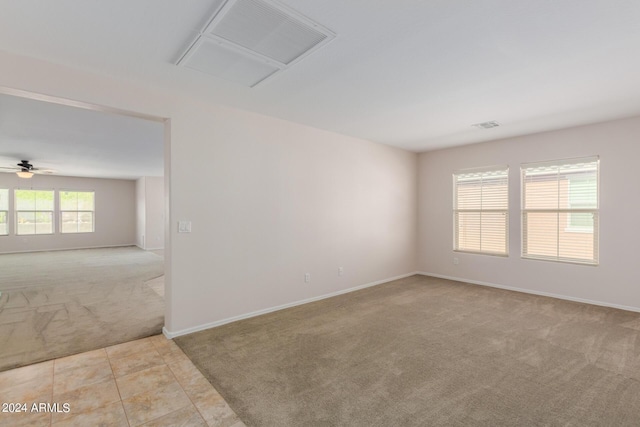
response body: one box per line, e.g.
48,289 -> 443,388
166,360 -> 209,426
105,348 -> 132,427
2,336 -> 225,427
110,336 -> 193,427
152,337 -> 211,427
124,337 -> 195,426
49,360 -> 54,427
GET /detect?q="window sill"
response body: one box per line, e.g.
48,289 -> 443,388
454,249 -> 508,257
521,255 -> 598,266
563,227 -> 594,234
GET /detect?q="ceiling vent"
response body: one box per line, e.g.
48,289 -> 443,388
472,121 -> 500,129
177,0 -> 335,87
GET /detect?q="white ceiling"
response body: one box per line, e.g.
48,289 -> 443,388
0,0 -> 640,153
0,93 -> 164,179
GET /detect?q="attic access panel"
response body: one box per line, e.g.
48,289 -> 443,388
180,37 -> 279,87
206,0 -> 329,65
177,0 -> 335,87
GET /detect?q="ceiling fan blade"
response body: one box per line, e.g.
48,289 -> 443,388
1,161 -> 55,174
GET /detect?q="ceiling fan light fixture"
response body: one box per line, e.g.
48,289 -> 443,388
16,170 -> 34,179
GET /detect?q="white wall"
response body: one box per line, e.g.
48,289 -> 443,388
0,50 -> 418,334
0,173 -> 136,253
144,177 -> 164,250
170,99 -> 417,334
135,177 -> 145,248
135,177 -> 164,250
418,116 -> 640,310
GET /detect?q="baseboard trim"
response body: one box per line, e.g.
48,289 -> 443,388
163,271 -> 419,339
418,271 -> 640,313
0,243 -> 138,255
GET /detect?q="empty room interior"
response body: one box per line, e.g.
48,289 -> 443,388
0,93 -> 167,372
1,1 -> 640,426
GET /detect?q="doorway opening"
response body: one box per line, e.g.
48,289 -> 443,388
0,87 -> 170,371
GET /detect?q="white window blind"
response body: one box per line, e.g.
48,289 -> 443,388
521,156 -> 599,265
453,167 -> 509,255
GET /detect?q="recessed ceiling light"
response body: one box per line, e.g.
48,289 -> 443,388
472,121 -> 500,129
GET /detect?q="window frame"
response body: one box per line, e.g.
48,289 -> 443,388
0,188 -> 8,236
14,188 -> 55,236
520,156 -> 599,266
59,189 -> 96,234
453,165 -> 509,257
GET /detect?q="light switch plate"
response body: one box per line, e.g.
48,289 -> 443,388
178,220 -> 192,233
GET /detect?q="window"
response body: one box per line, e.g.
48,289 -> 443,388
0,189 -> 8,236
60,191 -> 95,233
453,167 -> 509,255
521,156 -> 599,265
15,189 -> 54,235
567,175 -> 597,232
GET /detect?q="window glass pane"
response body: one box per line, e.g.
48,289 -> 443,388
35,212 -> 53,234
15,189 -> 54,210
60,191 -> 94,210
61,212 -> 78,233
15,190 -> 36,210
523,212 -> 559,259
17,211 -> 36,235
568,212 -> 593,230
35,191 -> 54,210
481,212 -> 508,253
559,214 -> 596,261
482,177 -> 508,210
455,179 -> 482,210
568,175 -> 597,210
61,211 -> 94,233
79,212 -> 94,233
60,191 -> 78,211
0,211 -> 7,235
77,192 -> 94,210
523,172 -> 559,210
455,211 -> 481,252
0,189 -> 8,210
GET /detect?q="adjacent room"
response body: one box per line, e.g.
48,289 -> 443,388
1,1 -> 640,426
0,93 -> 166,371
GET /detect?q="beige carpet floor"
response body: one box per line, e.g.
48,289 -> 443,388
176,275 -> 640,426
0,246 -> 164,371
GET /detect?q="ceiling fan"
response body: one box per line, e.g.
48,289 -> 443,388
0,160 -> 55,179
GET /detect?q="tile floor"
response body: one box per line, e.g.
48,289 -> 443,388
0,335 -> 244,427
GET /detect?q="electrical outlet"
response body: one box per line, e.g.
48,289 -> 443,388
453,257 -> 459,265
304,273 -> 311,283
338,267 -> 344,276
